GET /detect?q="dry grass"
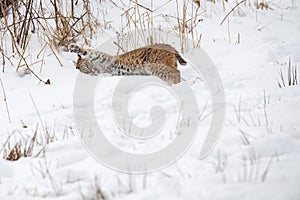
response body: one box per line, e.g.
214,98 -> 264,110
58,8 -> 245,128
0,91 -> 58,161
116,0 -> 158,53
0,0 -> 100,82
79,176 -> 106,200
115,0 -> 205,53
213,147 -> 279,183
0,123 -> 55,161
277,58 -> 298,88
254,0 -> 273,10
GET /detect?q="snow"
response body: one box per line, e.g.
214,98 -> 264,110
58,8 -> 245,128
0,159 -> 14,181
1,0 -> 300,199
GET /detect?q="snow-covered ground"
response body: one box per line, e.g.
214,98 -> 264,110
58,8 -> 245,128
1,0 -> 300,199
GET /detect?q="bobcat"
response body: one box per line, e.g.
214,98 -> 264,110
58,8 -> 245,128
69,44 -> 187,84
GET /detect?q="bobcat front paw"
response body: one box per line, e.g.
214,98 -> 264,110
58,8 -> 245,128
69,45 -> 88,56
68,44 -> 81,53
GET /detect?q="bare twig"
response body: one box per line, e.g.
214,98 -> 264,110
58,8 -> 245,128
0,78 -> 11,123
220,0 -> 246,25
29,92 -> 50,140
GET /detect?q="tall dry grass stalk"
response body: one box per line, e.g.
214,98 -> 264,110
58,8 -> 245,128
174,0 -> 204,52
0,77 -> 11,123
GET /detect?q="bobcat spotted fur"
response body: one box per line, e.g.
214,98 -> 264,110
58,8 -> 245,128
69,44 -> 187,84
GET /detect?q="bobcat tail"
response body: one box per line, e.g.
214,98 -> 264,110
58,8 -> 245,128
175,51 -> 187,66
